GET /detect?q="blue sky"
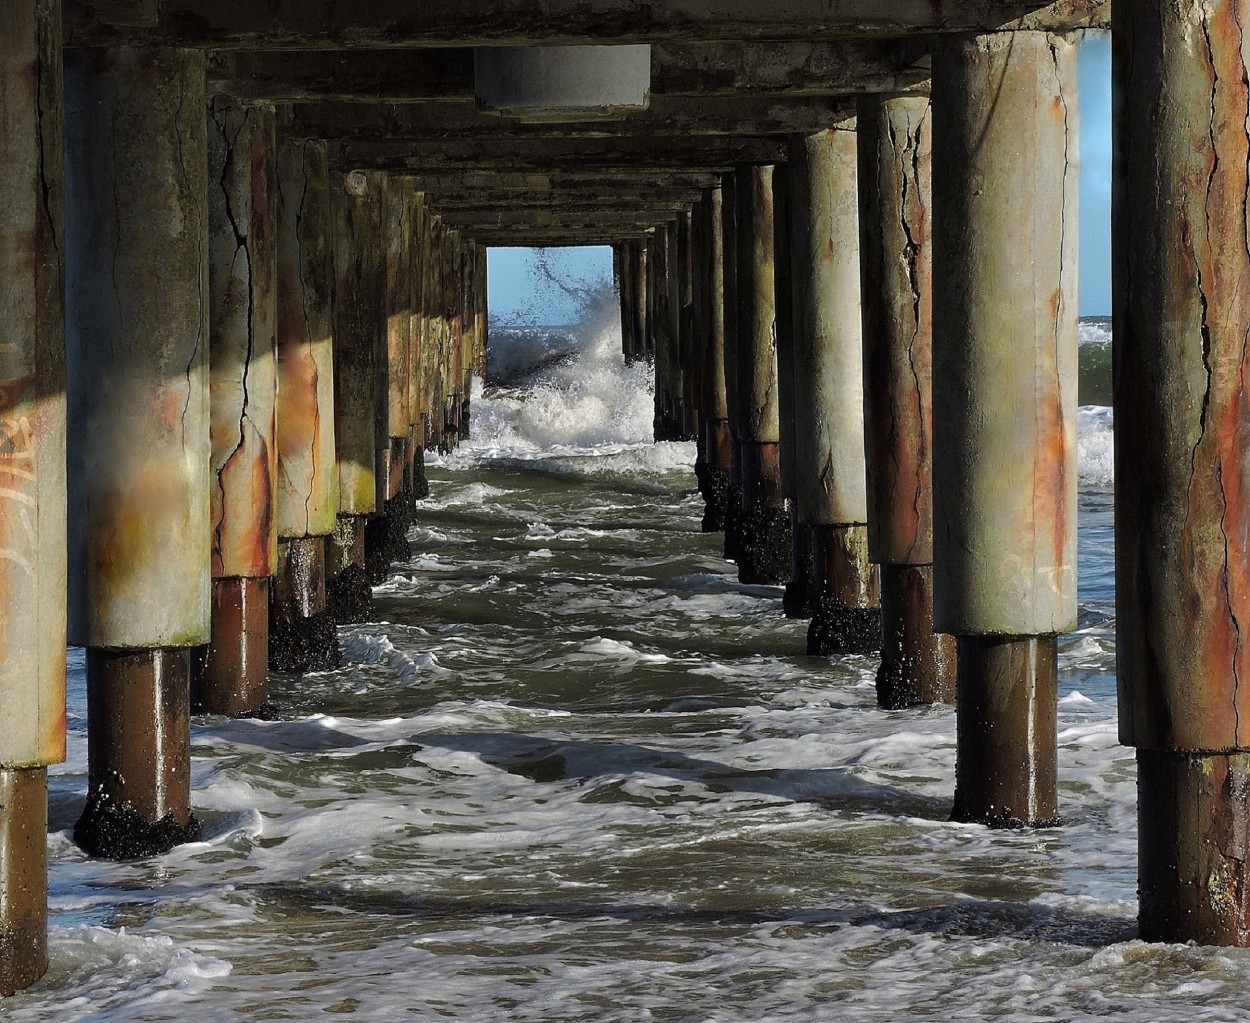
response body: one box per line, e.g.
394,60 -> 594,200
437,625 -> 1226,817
489,32 -> 1113,323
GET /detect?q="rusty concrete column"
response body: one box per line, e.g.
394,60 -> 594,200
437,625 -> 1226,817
409,189 -> 431,483
327,169 -> 382,626
636,236 -> 652,363
365,176 -> 414,583
425,217 -> 449,456
678,209 -> 699,442
932,30 -> 1077,827
0,0 -> 64,991
1116,0 -> 1250,945
653,222 -> 682,442
787,127 -> 878,653
721,173 -> 744,563
272,138 -> 341,672
66,45 -> 208,857
694,187 -> 733,534
620,241 -> 642,364
198,97 -> 278,719
858,95 -> 956,707
443,229 -> 465,451
773,168 -> 809,620
734,164 -> 791,585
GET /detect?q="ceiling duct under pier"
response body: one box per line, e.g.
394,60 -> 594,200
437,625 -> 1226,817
474,45 -> 650,121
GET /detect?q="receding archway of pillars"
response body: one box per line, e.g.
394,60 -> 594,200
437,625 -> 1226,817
4,0 -> 1247,996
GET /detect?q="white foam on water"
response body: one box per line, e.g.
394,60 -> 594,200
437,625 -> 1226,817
1079,404 -> 1115,488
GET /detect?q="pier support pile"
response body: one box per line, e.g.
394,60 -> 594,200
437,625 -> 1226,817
0,0 -> 65,991
931,30 -> 1078,828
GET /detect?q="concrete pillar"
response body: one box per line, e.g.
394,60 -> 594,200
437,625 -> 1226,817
720,173 -> 743,563
932,30 -> 1078,827
636,237 -> 651,363
620,241 -> 643,364
66,45 -> 208,857
327,169 -> 382,625
858,94 -> 956,707
0,0 -> 65,990
772,168 -> 809,620
272,138 -> 341,672
677,209 -> 699,442
198,97 -> 277,718
1116,0 -> 1250,945
787,128 -> 878,653
365,175 -> 414,583
444,229 -> 465,450
734,164 -> 791,585
653,222 -> 682,441
693,187 -> 733,533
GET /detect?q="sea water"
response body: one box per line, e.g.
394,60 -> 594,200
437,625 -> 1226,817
12,317 -> 1250,1022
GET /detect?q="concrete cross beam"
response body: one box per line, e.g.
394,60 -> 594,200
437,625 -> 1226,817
65,0 -> 1110,48
328,136 -> 790,172
423,191 -> 704,211
403,170 -> 723,192
279,95 -> 856,142
206,41 -> 927,103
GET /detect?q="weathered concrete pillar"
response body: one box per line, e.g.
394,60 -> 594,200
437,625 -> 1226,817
787,128 -> 878,653
272,138 -> 341,672
66,45 -> 208,857
734,164 -> 791,585
1115,0 -> 1250,945
365,175 -> 414,583
620,241 -> 642,364
772,168 -> 809,620
636,236 -> 652,363
409,189 -> 432,481
198,97 -> 277,718
0,0 -> 64,990
693,187 -> 733,533
932,30 -> 1077,827
677,209 -> 699,442
720,173 -> 743,562
327,169 -> 382,625
653,222 -> 683,441
443,229 -> 465,451
858,95 -> 955,707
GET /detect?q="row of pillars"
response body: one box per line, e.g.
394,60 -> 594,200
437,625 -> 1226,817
1,8 -> 487,992
619,19 -> 1250,947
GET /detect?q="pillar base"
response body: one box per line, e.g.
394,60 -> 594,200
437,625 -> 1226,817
459,397 -> 471,443
192,577 -> 270,716
736,442 -> 790,585
951,634 -> 1059,828
876,564 -> 956,708
74,795 -> 202,862
411,444 -> 429,500
364,492 -> 414,584
270,537 -> 341,673
327,516 -> 373,625
268,608 -> 340,674
697,464 -> 733,534
0,768 -> 47,995
783,512 -> 813,619
76,649 -> 200,859
1138,750 -> 1250,946
805,525 -> 881,655
736,501 -> 792,585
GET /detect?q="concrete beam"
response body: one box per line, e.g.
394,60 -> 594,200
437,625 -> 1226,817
206,41 -> 927,103
328,136 -> 790,172
280,96 -> 855,142
403,170 -> 722,192
423,190 -> 703,210
438,210 -> 676,230
64,0 -> 1110,49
